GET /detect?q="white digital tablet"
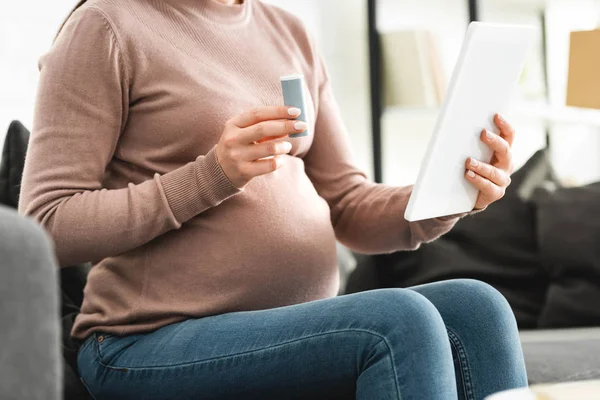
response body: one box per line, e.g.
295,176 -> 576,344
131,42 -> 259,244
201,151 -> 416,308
404,22 -> 537,222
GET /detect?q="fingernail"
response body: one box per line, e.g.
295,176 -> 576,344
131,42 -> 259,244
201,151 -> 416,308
294,121 -> 307,131
485,130 -> 494,139
467,170 -> 476,178
288,107 -> 301,116
470,158 -> 479,167
498,114 -> 507,124
282,141 -> 292,152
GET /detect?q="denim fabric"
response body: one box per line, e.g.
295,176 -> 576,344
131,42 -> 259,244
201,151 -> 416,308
78,279 -> 527,399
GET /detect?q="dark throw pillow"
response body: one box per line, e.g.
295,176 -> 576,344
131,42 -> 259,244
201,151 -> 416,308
377,149 -> 559,329
0,120 -> 30,208
535,182 -> 600,328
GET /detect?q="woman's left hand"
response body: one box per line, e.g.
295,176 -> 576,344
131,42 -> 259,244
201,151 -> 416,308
465,114 -> 515,211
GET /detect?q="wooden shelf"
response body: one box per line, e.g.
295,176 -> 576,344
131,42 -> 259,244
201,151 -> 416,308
513,103 -> 600,127
480,0 -> 547,9
383,103 -> 600,127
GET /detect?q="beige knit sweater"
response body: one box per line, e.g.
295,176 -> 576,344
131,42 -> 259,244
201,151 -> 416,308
19,0 -> 460,339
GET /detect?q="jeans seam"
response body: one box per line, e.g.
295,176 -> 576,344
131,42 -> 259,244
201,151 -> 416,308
372,338 -> 403,400
79,377 -> 98,400
93,326 -> 401,397
447,328 -> 475,400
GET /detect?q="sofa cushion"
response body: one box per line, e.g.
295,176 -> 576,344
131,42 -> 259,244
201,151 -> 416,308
534,183 -> 600,328
0,205 -> 61,400
521,328 -> 600,384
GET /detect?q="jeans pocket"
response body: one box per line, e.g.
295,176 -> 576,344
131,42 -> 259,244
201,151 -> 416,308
94,332 -> 141,370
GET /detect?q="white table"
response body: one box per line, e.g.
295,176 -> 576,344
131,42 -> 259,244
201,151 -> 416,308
487,380 -> 600,400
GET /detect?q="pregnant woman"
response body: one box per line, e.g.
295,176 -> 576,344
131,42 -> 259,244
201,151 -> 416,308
20,0 -> 527,398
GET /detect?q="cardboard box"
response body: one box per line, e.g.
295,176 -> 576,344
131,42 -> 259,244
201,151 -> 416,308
566,29 -> 600,110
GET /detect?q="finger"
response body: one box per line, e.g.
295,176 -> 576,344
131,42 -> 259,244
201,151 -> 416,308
243,155 -> 285,178
466,158 -> 511,187
257,135 -> 288,144
230,106 -> 301,129
242,140 -> 293,161
239,119 -> 307,143
494,114 -> 516,147
465,170 -> 505,205
481,129 -> 512,168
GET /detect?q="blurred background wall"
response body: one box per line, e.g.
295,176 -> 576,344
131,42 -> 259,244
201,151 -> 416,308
1,2 -> 73,145
2,0 -> 600,186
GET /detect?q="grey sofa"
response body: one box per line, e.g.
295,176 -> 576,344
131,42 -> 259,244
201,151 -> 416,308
521,328 -> 600,384
0,205 -> 62,400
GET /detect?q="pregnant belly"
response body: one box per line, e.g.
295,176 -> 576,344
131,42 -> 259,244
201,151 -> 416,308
139,162 -> 341,311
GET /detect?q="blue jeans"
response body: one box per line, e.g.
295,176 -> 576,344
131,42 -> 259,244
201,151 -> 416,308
77,279 -> 527,399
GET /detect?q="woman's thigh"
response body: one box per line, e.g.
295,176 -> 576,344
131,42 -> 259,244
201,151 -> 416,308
78,288 -> 456,400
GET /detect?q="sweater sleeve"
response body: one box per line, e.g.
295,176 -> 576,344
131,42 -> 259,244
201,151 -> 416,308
18,7 -> 240,267
303,58 -> 461,254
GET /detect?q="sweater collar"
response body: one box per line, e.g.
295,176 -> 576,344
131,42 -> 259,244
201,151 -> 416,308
173,0 -> 252,26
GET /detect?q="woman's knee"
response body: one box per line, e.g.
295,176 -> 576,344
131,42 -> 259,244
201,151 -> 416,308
345,289 -> 448,340
435,279 -> 515,328
453,279 -> 510,309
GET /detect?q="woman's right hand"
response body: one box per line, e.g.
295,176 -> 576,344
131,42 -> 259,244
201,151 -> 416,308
216,106 -> 307,188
